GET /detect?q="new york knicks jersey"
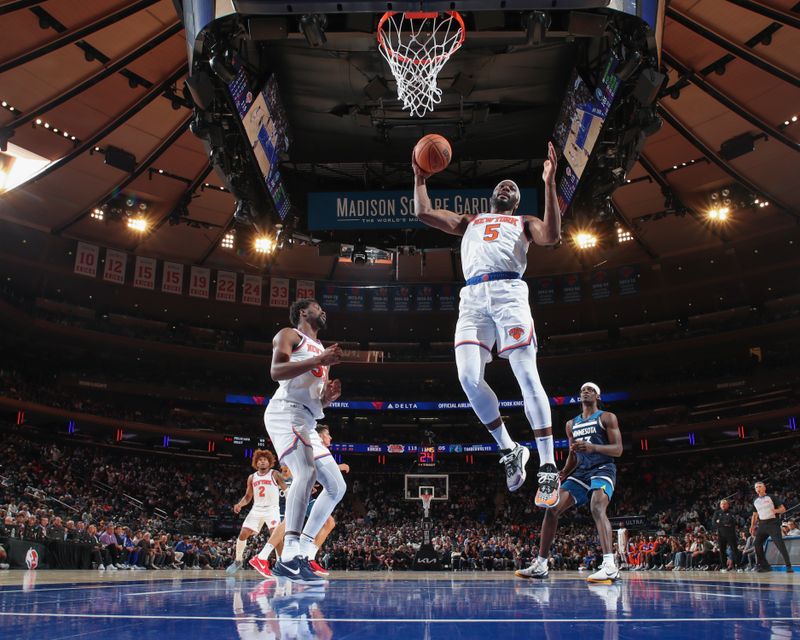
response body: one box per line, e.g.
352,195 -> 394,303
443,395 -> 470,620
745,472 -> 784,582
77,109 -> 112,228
460,213 -> 529,281
571,410 -> 614,471
270,329 -> 327,419
251,470 -> 280,510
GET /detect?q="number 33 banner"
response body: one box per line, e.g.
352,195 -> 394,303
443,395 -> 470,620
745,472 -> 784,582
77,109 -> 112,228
269,277 -> 289,307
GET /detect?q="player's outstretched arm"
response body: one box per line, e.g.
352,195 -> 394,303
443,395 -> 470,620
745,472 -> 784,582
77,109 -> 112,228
412,153 -> 470,236
526,141 -> 561,246
270,328 -> 342,381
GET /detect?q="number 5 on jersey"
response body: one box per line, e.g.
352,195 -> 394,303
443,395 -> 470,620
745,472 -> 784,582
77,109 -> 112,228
483,223 -> 501,242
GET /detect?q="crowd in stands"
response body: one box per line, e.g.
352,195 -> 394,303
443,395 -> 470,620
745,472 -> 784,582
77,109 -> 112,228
3,430 -> 796,573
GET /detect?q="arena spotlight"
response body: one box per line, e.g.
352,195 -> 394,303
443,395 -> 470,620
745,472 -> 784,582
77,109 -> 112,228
707,206 -> 730,221
574,232 -> 598,249
127,217 -> 148,232
616,225 -> 633,243
221,231 -> 235,249
90,208 -> 104,221
254,236 -> 275,254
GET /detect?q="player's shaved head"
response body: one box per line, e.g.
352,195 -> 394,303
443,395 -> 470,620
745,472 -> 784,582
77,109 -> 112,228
490,180 -> 521,213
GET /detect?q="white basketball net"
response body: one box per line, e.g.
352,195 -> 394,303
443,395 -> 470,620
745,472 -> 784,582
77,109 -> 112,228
421,494 -> 433,516
378,11 -> 465,118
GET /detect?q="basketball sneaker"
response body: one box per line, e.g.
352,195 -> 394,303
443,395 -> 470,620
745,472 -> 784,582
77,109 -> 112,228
308,560 -> 329,577
587,563 -> 620,583
249,556 -> 273,579
225,560 -> 242,575
273,555 -> 327,585
515,558 -> 549,579
499,444 -> 530,492
534,463 -> 561,508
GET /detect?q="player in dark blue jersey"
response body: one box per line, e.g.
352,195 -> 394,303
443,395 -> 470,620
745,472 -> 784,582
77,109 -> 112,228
516,382 -> 622,583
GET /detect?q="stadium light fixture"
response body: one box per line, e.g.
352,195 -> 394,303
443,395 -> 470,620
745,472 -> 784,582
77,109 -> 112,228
254,236 -> 275,254
127,217 -> 148,232
574,231 -> 598,249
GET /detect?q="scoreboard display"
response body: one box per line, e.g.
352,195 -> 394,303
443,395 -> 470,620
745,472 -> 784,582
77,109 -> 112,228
418,446 -> 436,467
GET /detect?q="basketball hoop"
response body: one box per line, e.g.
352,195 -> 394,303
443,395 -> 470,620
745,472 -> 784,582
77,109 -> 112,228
421,492 -> 433,517
377,11 -> 466,118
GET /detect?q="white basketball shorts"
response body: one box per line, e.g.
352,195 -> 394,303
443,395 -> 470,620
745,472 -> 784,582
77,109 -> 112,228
242,507 -> 281,533
308,428 -> 333,461
264,399 -> 316,462
454,278 -> 536,361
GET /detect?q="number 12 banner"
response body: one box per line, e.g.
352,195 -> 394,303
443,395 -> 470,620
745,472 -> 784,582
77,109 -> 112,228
103,249 -> 127,284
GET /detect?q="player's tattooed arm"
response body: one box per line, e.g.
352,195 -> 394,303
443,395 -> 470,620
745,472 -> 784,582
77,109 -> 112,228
412,151 -> 471,235
270,328 -> 342,381
234,475 -> 253,514
321,378 -> 342,407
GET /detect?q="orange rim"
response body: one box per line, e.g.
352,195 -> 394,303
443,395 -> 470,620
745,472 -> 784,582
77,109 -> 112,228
377,11 -> 466,66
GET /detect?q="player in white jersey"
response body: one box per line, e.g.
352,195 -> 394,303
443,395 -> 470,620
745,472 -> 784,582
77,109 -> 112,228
226,449 -> 287,575
412,142 -> 562,508
256,425 -> 349,578
266,298 -> 342,584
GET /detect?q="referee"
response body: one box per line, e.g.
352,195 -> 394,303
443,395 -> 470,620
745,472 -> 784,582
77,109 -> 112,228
712,499 -> 740,571
750,481 -> 794,573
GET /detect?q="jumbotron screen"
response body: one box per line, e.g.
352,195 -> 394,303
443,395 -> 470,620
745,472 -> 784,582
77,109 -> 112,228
552,54 -> 621,213
228,67 -> 292,220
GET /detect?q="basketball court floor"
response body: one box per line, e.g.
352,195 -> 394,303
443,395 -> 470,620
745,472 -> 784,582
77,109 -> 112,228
0,570 -> 796,639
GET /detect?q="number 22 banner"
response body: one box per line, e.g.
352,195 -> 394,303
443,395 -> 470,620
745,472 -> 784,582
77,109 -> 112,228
216,271 -> 237,302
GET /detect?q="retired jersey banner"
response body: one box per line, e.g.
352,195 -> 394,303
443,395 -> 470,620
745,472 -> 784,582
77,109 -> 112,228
344,287 -> 365,311
415,285 -> 434,312
189,266 -> 210,299
590,269 -> 610,299
267,276 -> 286,307
102,249 -> 127,284
133,256 -> 156,290
534,276 -> 556,305
295,279 -> 315,301
392,285 -> 411,312
242,275 -> 263,306
438,284 -> 458,311
307,188 -> 538,230
561,273 -> 582,303
162,261 -> 184,295
618,265 -> 639,295
74,242 -> 99,278
216,271 -> 237,302
370,287 -> 390,311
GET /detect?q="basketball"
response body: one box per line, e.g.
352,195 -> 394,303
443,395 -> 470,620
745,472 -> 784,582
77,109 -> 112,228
413,134 -> 452,175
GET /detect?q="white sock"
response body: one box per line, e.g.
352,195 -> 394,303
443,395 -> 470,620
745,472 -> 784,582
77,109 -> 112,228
281,534 -> 300,562
489,424 -> 516,451
258,542 -> 274,561
535,435 -> 555,466
299,534 -> 319,560
603,554 -> 615,567
235,538 -> 247,562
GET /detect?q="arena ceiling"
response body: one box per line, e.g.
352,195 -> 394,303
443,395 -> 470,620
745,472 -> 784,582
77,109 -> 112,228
0,0 -> 798,284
